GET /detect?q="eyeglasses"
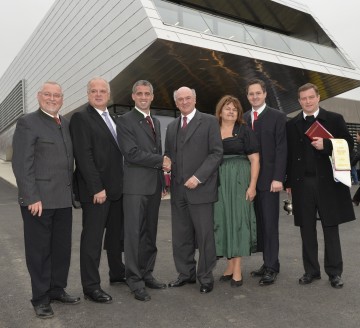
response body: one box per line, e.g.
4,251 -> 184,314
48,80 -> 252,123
40,92 -> 63,99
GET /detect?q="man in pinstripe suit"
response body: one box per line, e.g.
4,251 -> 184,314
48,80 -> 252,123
12,82 -> 80,319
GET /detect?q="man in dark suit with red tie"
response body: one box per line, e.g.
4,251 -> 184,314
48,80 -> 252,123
243,78 -> 287,286
12,81 -> 80,319
165,86 -> 223,294
286,83 -> 355,288
117,80 -> 169,302
70,77 -> 125,303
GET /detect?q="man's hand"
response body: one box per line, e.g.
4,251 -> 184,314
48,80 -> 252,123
311,137 -> 324,150
163,156 -> 171,172
286,188 -> 292,195
270,180 -> 283,192
93,189 -> 107,204
184,176 -> 199,189
28,201 -> 43,217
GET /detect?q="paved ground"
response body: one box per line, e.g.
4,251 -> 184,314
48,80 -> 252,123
0,176 -> 359,328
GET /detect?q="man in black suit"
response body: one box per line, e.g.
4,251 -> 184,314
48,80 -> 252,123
165,86 -> 223,294
243,78 -> 287,286
117,80 -> 169,302
12,81 -> 80,319
286,83 -> 355,288
70,77 -> 125,303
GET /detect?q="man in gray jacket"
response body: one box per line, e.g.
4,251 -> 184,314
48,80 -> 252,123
12,81 -> 79,319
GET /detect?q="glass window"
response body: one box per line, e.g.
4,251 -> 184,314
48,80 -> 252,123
245,25 -> 291,53
152,0 -> 351,68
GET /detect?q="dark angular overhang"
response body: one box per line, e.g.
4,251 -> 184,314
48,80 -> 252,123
110,40 -> 360,115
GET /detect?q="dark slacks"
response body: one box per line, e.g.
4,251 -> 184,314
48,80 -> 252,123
21,206 -> 72,306
254,190 -> 280,272
171,182 -> 217,285
123,180 -> 162,292
300,177 -> 343,276
80,198 -> 124,293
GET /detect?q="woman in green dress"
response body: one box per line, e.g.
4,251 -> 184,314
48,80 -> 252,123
214,95 -> 260,287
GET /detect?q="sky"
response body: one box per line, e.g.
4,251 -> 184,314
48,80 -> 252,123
0,0 -> 359,98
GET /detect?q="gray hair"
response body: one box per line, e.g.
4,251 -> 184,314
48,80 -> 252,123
87,77 -> 111,94
173,87 -> 196,101
132,80 -> 154,94
39,81 -> 63,93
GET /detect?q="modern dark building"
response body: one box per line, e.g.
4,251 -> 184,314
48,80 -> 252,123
1,0 -> 360,159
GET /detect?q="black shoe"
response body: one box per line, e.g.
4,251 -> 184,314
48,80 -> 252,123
110,277 -> 127,285
250,265 -> 266,277
230,278 -> 243,287
145,278 -> 167,289
133,287 -> 151,301
200,283 -> 214,294
168,278 -> 196,288
219,274 -> 233,282
299,273 -> 321,285
33,303 -> 54,319
84,289 -> 112,303
259,269 -> 277,286
51,292 -> 80,304
329,275 -> 344,289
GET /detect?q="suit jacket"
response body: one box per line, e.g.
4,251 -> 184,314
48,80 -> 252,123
164,110 -> 223,204
69,104 -> 123,202
117,108 -> 164,195
244,106 -> 287,191
286,108 -> 356,226
12,109 -> 73,208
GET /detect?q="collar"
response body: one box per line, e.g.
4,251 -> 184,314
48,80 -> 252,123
94,107 -> 109,116
40,108 -> 60,119
181,108 -> 196,122
135,106 -> 151,118
252,103 -> 266,116
302,108 -> 319,120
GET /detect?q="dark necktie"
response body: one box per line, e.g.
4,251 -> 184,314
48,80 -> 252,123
146,115 -> 156,138
182,116 -> 188,129
305,115 -> 315,123
252,111 -> 258,130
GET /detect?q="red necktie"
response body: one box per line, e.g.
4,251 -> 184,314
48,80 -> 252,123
146,116 -> 156,138
54,117 -> 61,125
182,116 -> 188,129
252,111 -> 258,130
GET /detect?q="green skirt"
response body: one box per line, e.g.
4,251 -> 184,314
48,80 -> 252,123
214,155 -> 257,257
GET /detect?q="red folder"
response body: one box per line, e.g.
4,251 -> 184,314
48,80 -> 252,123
305,120 -> 333,141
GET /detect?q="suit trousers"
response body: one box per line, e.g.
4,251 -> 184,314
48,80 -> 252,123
123,181 -> 162,292
254,190 -> 280,272
80,198 -> 124,293
171,182 -> 217,284
299,176 -> 343,276
21,206 -> 72,306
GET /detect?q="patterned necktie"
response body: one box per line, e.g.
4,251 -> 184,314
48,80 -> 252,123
182,116 -> 188,129
54,117 -> 61,125
146,116 -> 156,138
102,112 -> 118,145
252,111 -> 258,130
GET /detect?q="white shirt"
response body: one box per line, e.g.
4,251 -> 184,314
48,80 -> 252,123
302,108 -> 320,119
181,108 -> 196,127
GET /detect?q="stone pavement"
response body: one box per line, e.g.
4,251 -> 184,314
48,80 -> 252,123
0,166 -> 359,328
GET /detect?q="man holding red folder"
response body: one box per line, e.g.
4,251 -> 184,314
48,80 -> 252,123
286,83 -> 355,288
